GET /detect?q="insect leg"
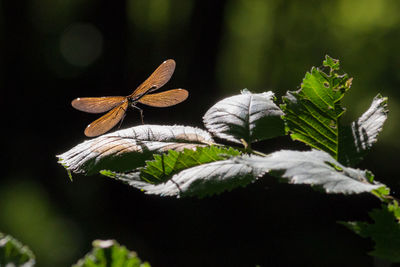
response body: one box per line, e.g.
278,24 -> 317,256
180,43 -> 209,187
131,104 -> 144,124
118,112 -> 127,129
113,103 -> 127,129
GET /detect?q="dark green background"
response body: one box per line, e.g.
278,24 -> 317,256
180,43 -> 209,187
1,1 -> 399,266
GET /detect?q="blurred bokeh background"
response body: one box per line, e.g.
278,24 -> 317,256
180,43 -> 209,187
1,0 -> 399,266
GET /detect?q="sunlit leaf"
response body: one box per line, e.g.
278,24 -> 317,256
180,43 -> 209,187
339,94 -> 388,166
0,232 -> 35,267
103,148 -> 387,197
281,56 -> 388,166
57,125 -> 213,175
281,55 -> 350,159
102,157 -> 265,198
203,89 -> 285,144
73,239 -> 150,267
237,149 -> 386,194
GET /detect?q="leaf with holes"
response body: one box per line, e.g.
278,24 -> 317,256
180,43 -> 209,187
203,89 -> 285,144
281,55 -> 387,165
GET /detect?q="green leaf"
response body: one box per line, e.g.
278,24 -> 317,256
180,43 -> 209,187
341,203 -> 400,262
281,56 -> 387,165
0,232 -> 35,267
371,186 -> 391,200
203,90 -> 285,144
140,146 -> 241,184
73,239 -> 150,267
281,55 -> 350,160
57,125 -> 213,175
323,55 -> 340,71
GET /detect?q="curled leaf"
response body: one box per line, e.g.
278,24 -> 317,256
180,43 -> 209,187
57,125 -> 213,175
203,90 -> 285,144
339,94 -> 388,166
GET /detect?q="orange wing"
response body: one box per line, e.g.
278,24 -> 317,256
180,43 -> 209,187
129,59 -> 176,98
72,96 -> 126,113
138,89 -> 188,107
84,101 -> 128,137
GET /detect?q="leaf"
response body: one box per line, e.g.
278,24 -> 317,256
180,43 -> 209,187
203,89 -> 285,144
281,56 -> 389,166
140,146 -> 241,184
73,239 -> 150,267
281,55 -> 351,160
323,55 -> 340,71
103,148 -> 387,197
339,94 -> 388,166
57,125 -> 213,175
102,157 -> 265,198
237,149 -> 387,194
341,203 -> 400,262
0,232 -> 35,267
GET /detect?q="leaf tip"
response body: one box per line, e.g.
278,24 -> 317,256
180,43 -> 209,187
57,159 -> 73,181
100,170 -> 116,178
240,88 -> 251,94
371,186 -> 391,200
323,55 -> 340,70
